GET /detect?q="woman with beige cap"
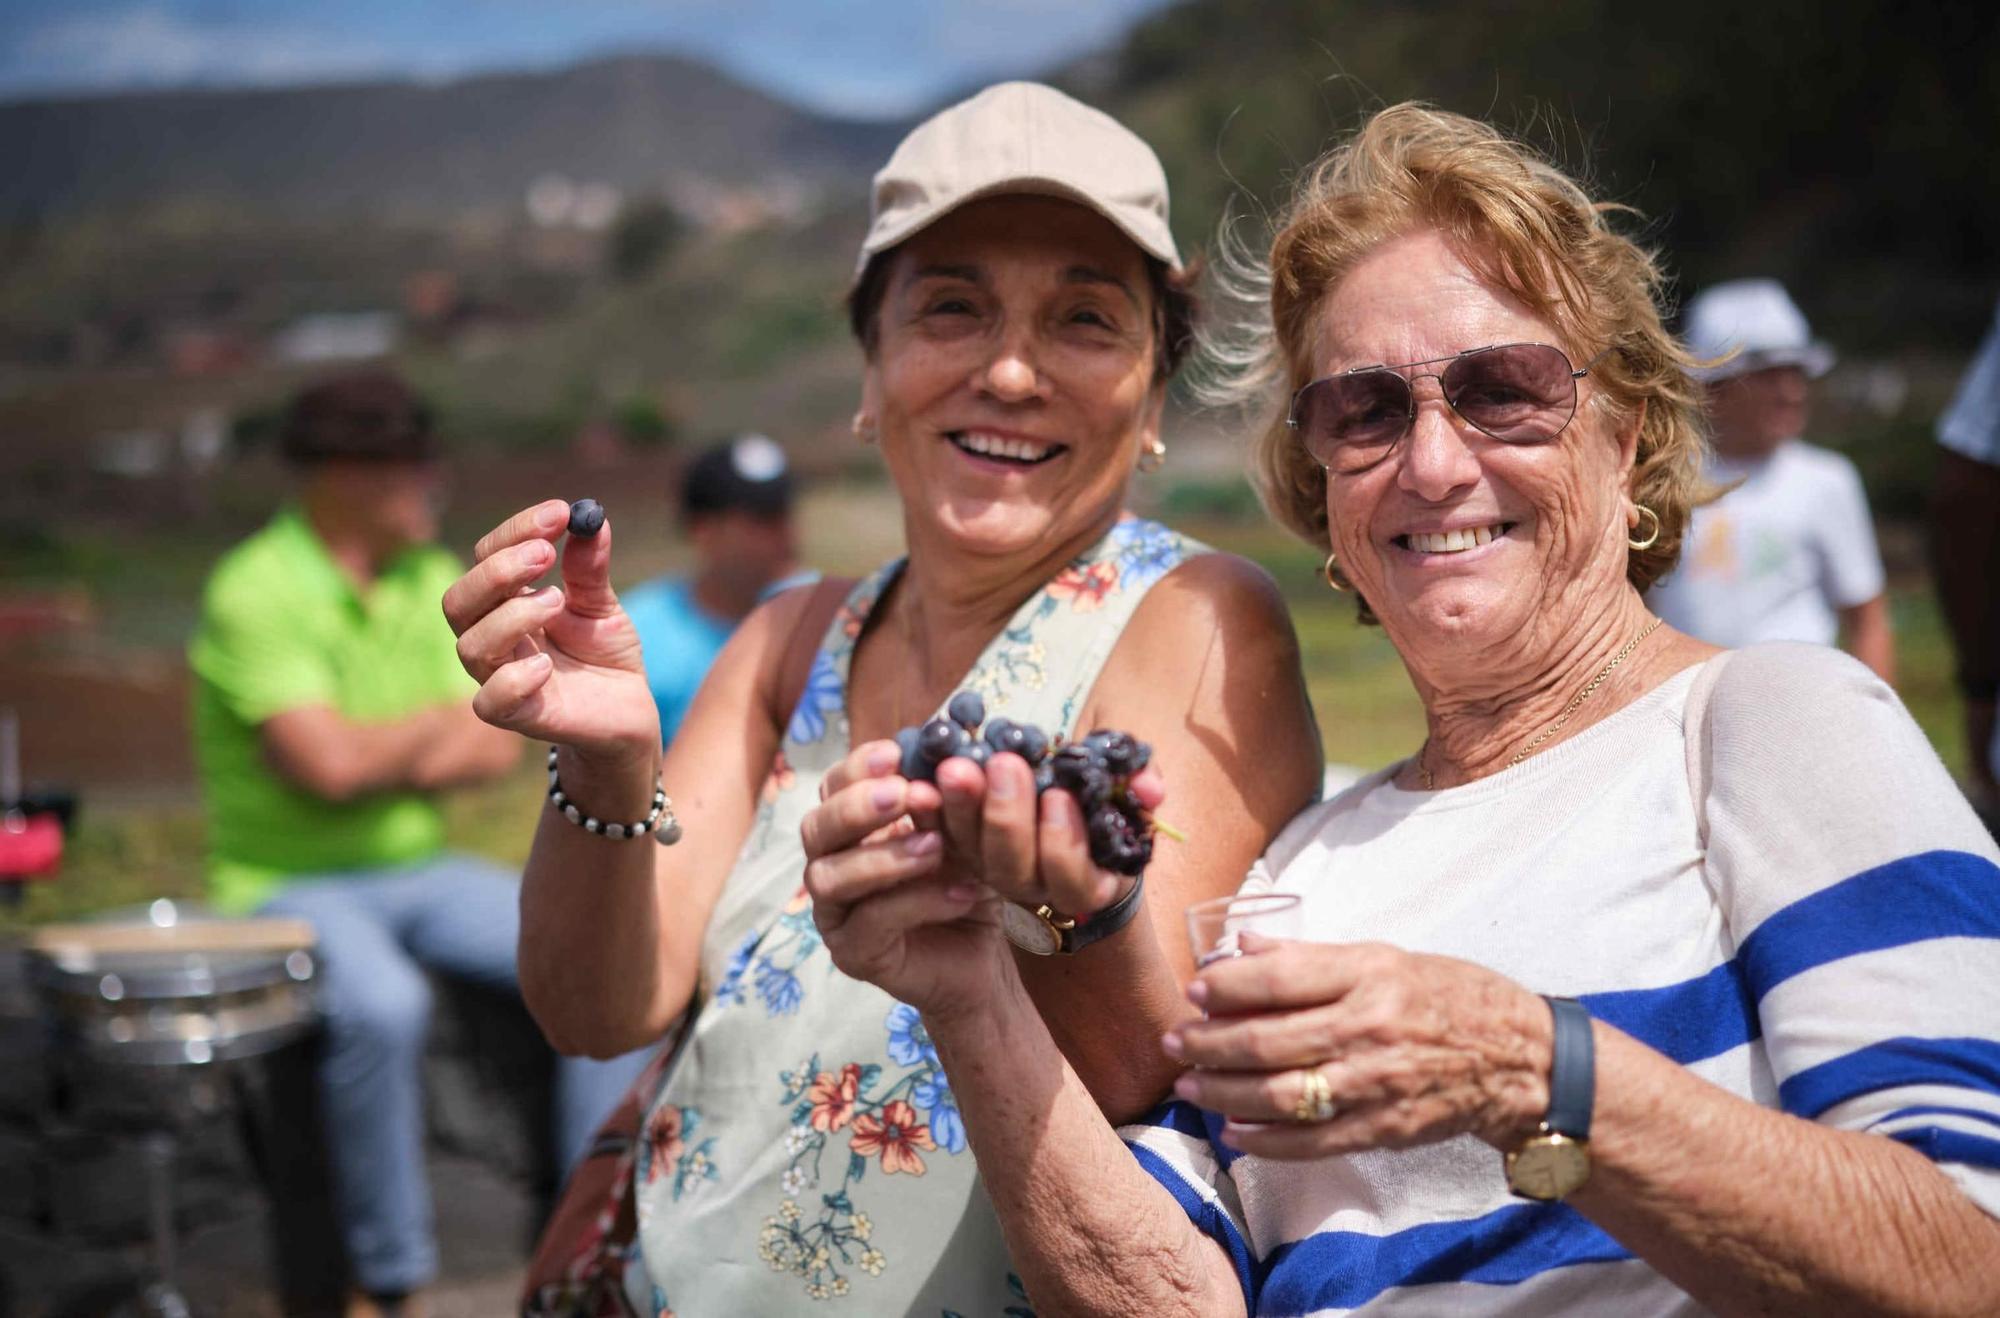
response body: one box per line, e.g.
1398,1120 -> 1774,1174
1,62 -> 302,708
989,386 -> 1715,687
444,81 -> 1320,1312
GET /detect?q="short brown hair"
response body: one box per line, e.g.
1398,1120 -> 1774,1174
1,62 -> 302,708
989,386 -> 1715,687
281,369 -> 437,465
847,251 -> 1202,383
1218,104 -> 1706,596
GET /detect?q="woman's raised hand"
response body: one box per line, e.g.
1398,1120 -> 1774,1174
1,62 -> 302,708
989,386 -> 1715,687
441,499 -> 660,758
1162,935 -> 1553,1160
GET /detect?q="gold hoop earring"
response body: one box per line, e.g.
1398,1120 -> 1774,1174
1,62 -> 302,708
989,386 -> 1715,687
1137,438 -> 1166,473
1629,504 -> 1661,551
1322,551 -> 1353,593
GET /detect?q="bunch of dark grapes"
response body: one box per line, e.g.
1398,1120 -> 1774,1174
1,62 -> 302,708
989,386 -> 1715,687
892,690 -> 1158,877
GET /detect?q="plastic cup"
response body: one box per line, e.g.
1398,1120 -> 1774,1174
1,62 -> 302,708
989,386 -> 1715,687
1185,892 -> 1303,967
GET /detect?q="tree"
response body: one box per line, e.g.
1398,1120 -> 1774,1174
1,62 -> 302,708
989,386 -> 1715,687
606,199 -> 683,282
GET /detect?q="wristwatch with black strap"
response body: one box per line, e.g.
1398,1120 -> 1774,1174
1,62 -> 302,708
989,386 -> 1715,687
1505,995 -> 1595,1201
999,872 -> 1146,956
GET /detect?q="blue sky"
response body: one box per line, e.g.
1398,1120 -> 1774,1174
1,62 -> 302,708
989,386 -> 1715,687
0,0 -> 1174,118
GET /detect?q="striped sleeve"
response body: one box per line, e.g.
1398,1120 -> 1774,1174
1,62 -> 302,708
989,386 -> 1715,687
1700,644 -> 2000,1216
1116,1100 -> 1257,1308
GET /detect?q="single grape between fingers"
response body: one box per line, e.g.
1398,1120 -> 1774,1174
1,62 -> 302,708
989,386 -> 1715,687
567,498 -> 606,538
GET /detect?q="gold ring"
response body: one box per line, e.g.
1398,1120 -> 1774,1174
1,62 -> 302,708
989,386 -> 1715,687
1291,1067 -> 1338,1124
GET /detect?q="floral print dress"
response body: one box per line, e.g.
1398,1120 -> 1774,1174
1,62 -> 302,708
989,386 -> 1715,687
622,517 -> 1205,1317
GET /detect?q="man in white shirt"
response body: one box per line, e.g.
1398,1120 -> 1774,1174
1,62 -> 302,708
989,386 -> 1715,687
1652,278 -> 1895,683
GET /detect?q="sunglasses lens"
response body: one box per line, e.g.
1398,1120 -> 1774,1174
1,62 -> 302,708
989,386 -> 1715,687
1441,345 -> 1578,443
1293,371 -> 1410,469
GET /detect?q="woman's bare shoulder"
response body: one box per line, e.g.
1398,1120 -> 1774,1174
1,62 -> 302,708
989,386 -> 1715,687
1089,548 -> 1321,846
1113,550 -> 1300,670
1097,550 -> 1315,753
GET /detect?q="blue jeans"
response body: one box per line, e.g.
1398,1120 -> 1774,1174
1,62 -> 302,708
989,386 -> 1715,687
260,853 -> 652,1293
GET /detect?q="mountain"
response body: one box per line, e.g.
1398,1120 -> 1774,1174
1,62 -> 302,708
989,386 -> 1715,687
0,54 -> 907,218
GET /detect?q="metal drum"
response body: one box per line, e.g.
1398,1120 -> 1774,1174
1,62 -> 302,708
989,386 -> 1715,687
25,906 -> 324,1317
28,909 -> 320,1069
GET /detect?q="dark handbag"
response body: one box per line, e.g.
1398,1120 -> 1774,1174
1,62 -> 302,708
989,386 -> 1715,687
520,1041 -> 675,1317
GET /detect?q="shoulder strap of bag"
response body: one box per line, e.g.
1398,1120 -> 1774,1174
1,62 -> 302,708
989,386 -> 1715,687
771,576 -> 851,730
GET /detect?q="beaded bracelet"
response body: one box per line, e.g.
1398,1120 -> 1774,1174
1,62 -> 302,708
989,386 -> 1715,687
546,746 -> 683,845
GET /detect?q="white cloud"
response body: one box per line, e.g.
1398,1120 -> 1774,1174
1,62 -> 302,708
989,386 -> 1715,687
5,4 -> 400,95
0,0 -> 1175,115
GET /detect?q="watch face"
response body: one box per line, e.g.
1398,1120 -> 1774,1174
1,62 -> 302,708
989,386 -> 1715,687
999,902 -> 1061,956
1507,1135 -> 1590,1201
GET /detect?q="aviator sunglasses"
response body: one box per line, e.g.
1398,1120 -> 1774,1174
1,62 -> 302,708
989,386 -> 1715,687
1288,342 -> 1610,473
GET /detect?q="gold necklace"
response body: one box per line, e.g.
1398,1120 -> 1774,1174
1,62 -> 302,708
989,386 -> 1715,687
1417,616 -> 1663,790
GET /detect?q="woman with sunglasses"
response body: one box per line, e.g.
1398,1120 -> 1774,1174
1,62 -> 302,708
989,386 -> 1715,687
804,104 -> 2000,1314
442,82 -> 1321,1314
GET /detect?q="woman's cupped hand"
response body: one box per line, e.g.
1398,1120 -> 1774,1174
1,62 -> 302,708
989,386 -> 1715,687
802,738 -> 1163,1017
1164,934 -> 1556,1159
441,499 -> 660,761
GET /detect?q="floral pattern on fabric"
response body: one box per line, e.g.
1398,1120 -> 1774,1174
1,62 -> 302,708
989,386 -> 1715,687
885,1003 -> 967,1153
787,651 -> 845,744
632,519 -> 1199,1313
760,993 -> 983,1300
1105,516 -> 1185,592
636,1103 -> 717,1203
1048,560 -> 1120,611
836,595 -> 868,641
713,929 -> 760,1007
958,637 -> 1049,701
850,1099 -> 937,1174
716,892 -> 821,1019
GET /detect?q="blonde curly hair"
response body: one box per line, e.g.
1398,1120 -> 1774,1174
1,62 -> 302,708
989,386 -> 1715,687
1203,104 -> 1707,598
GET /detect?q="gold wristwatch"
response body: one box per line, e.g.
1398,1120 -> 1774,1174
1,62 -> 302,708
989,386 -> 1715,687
999,874 -> 1145,956
1505,996 -> 1594,1201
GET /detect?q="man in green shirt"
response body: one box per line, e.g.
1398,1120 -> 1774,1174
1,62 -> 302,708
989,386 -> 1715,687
189,371 -> 645,1316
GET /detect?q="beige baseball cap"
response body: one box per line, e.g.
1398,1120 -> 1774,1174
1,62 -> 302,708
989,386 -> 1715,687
855,81 -> 1181,281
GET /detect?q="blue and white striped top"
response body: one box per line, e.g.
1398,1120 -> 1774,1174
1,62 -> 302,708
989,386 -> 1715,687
1121,644 -> 2000,1315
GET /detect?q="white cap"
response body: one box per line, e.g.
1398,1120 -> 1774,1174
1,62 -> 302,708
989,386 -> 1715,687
1684,278 -> 1835,381
855,81 -> 1181,280
730,433 -> 787,482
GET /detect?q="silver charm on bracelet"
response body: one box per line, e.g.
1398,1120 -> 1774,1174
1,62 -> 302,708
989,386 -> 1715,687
546,746 -> 682,844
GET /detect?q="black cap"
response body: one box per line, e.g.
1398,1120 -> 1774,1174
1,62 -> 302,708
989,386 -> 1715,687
680,435 -> 794,518
280,369 -> 438,465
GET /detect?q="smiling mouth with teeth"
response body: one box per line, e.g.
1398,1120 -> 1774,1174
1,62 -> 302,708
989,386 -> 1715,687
1395,523 -> 1515,554
948,430 -> 1066,467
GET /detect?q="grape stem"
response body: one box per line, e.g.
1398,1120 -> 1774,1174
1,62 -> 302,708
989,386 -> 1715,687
1151,817 -> 1187,844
